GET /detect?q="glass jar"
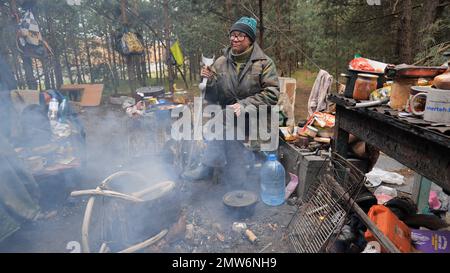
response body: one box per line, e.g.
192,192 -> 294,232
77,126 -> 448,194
353,74 -> 378,101
390,78 -> 418,111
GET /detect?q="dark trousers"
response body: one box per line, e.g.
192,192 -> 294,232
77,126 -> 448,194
201,139 -> 253,186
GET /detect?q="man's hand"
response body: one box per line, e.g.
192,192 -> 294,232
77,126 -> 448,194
200,66 -> 215,80
230,103 -> 242,117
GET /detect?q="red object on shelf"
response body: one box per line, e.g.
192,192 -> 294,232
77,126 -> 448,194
349,58 -> 375,72
364,205 -> 412,253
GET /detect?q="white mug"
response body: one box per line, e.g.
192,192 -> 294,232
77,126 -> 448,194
409,92 -> 427,115
412,88 -> 450,124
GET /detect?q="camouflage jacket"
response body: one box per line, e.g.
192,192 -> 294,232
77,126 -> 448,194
205,42 -> 280,108
204,43 -> 280,151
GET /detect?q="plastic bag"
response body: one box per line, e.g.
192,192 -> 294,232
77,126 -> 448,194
349,57 -> 388,73
285,173 -> 299,200
350,58 -> 375,72
365,168 -> 405,187
374,186 -> 397,204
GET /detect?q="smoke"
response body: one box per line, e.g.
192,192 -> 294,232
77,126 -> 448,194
70,105 -> 182,252
1,49 -> 265,253
1,54 -> 182,251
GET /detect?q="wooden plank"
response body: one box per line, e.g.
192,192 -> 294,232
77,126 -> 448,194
60,84 -> 104,107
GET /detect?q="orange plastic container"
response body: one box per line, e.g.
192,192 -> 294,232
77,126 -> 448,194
364,205 -> 412,253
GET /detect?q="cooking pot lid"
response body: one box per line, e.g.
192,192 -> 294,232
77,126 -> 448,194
223,190 -> 258,208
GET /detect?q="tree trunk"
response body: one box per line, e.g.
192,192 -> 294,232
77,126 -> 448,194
22,56 -> 37,90
34,59 -> 42,90
74,48 -> 83,84
225,0 -> 232,20
42,8 -> 62,88
158,40 -> 164,83
104,28 -> 118,94
396,0 -> 413,64
416,0 -> 441,54
164,0 -> 174,94
275,2 -> 283,76
52,54 -> 64,89
126,55 -> 136,95
119,54 -> 126,81
10,0 -> 36,89
145,35 -> 152,80
11,50 -> 24,88
63,40 -> 74,85
135,55 -> 142,84
80,55 -> 87,83
258,0 -> 264,48
85,40 -> 93,83
288,0 -> 292,77
141,55 -> 148,85
108,25 -> 120,90
182,57 -> 187,85
136,55 -> 144,86
49,64 -> 56,89
153,39 -> 159,83
188,54 -> 193,84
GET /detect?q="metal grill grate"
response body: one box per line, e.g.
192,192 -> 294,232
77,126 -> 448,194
288,153 -> 367,253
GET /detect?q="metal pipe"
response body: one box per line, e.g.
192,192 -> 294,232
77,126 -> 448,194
327,175 -> 401,253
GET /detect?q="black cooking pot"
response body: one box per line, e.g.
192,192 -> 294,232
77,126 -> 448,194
223,190 -> 258,219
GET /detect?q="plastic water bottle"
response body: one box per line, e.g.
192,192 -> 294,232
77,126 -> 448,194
48,97 -> 59,121
58,98 -> 69,122
260,154 -> 286,206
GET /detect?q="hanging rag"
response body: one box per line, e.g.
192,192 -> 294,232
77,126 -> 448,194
307,70 -> 333,116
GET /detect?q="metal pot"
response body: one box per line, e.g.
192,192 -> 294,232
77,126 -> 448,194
223,190 -> 258,219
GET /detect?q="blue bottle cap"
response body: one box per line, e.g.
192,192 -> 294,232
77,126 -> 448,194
267,154 -> 277,161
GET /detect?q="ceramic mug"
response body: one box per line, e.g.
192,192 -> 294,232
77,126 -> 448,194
406,86 -> 429,114
411,88 -> 450,123
409,92 -> 428,115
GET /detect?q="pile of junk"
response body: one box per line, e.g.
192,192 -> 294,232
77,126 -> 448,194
285,52 -> 450,253
112,86 -> 187,158
341,52 -> 450,124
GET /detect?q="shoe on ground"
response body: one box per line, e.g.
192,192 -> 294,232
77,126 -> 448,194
181,163 -> 214,181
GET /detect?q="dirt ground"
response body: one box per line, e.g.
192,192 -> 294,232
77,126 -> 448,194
294,77 -> 314,123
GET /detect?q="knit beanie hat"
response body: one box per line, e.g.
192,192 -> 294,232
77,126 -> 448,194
230,17 -> 257,42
